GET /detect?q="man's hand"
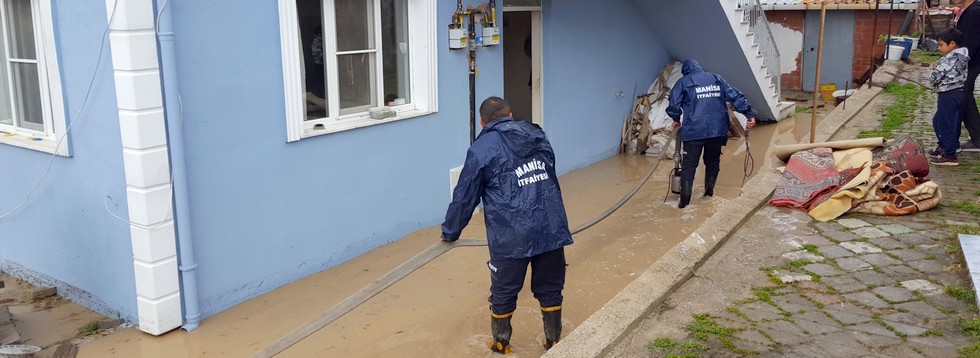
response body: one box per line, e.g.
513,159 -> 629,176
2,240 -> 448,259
672,121 -> 680,130
746,117 -> 757,130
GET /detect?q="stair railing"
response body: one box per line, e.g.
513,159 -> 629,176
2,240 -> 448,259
737,0 -> 781,94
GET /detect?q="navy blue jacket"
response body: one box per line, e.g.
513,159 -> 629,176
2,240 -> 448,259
441,117 -> 574,260
666,59 -> 756,142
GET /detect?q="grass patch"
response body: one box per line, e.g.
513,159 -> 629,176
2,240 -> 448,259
960,342 -> 980,358
786,259 -> 809,268
910,49 -> 943,64
796,106 -> 812,113
649,337 -> 677,351
947,285 -> 977,302
939,307 -> 959,314
75,320 -> 102,336
803,244 -> 820,254
961,317 -> 980,340
942,224 -> 980,236
858,83 -> 926,139
974,190 -> 980,196
753,287 -> 776,304
921,329 -> 945,337
686,314 -> 738,340
950,200 -> 980,217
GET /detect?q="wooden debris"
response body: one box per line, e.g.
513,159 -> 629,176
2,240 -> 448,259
53,344 -> 79,358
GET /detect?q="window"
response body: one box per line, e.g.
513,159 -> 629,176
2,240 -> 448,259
279,0 -> 437,141
0,0 -> 66,155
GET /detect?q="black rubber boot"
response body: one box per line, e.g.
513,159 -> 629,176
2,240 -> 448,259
490,312 -> 513,354
704,175 -> 717,197
678,179 -> 692,209
542,306 -> 562,349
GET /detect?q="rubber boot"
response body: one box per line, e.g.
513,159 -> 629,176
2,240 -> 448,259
678,179 -> 692,209
542,306 -> 562,349
490,312 -> 513,354
703,175 -> 717,197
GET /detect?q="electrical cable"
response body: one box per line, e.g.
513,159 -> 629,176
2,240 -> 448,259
741,129 -> 754,187
256,133 -> 678,357
0,0 -> 120,219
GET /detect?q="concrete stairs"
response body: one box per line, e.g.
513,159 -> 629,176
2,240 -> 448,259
726,1 -> 796,121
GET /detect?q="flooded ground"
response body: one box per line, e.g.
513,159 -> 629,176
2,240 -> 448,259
0,274 -> 107,357
70,111 -> 821,357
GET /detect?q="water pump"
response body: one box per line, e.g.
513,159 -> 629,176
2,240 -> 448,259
669,130 -> 683,194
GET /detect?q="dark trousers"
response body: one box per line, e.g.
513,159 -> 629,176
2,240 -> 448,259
935,90 -> 964,156
681,137 -> 726,184
961,66 -> 980,146
488,248 -> 566,315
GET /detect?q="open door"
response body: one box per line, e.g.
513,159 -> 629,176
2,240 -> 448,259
503,6 -> 542,126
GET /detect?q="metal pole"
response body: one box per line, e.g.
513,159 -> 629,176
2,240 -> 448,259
468,12 -> 477,144
810,3 -> 827,144
869,0 -> 881,87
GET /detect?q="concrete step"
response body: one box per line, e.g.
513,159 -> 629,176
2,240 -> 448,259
777,101 -> 797,121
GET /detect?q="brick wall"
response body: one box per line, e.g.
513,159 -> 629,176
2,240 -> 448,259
765,10 -> 919,91
767,11 -> 805,91
853,10 -> 916,84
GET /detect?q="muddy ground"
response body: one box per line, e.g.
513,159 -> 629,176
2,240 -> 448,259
3,94 -> 833,357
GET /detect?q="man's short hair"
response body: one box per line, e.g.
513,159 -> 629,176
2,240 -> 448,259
938,28 -> 963,46
480,96 -> 512,122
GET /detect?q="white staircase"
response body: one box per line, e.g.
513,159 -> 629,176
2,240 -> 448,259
723,0 -> 796,121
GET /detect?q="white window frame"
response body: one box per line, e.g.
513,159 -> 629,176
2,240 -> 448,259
278,0 -> 438,142
0,0 -> 68,155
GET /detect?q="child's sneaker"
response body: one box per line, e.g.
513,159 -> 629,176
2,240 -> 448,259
930,154 -> 959,166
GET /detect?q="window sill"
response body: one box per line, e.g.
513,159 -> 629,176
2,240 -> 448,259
301,109 -> 434,139
0,131 -> 68,156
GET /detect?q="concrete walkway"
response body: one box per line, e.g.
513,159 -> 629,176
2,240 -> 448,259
600,63 -> 980,357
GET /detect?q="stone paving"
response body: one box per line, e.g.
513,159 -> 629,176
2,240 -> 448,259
614,63 -> 980,357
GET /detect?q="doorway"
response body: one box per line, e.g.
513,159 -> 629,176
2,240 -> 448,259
503,8 -> 542,126
802,10 -> 855,92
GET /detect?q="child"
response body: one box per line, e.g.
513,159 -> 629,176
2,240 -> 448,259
929,28 -> 970,166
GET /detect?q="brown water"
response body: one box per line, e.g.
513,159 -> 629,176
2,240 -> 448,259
77,119 -> 809,358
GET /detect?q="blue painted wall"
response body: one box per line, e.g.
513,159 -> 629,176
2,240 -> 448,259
0,1 -> 136,320
0,0 -> 715,323
168,0 -> 504,317
541,0 -> 670,173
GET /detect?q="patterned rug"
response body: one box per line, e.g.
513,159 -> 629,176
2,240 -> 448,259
850,161 -> 942,215
771,148 -> 841,211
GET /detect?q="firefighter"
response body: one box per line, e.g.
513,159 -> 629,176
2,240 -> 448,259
666,59 -> 757,208
441,97 -> 573,353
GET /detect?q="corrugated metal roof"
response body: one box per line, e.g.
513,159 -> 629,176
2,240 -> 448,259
760,0 -> 919,4
759,0 -> 920,10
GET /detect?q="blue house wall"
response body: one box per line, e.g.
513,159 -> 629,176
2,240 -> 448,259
542,0 -> 670,173
1,0 -> 673,322
0,2 -> 136,320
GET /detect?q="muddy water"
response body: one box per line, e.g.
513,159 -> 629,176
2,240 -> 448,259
77,119 -> 806,357
0,275 -> 105,356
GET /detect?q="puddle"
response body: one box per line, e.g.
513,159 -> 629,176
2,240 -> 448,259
76,111 -> 830,357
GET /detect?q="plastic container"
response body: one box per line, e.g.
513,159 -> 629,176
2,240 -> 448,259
886,45 -> 905,61
888,37 -> 913,59
0,345 -> 41,358
819,83 -> 837,101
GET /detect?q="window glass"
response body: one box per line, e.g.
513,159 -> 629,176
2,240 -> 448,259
11,62 -> 41,131
297,0 -> 328,120
337,52 -> 375,114
4,0 -> 36,60
381,0 -> 410,106
0,12 -> 11,127
334,0 -> 373,52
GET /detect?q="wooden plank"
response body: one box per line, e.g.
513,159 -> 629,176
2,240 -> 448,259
53,344 -> 78,358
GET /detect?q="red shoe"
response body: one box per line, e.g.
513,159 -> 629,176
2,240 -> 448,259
928,147 -> 941,156
929,154 -> 959,166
